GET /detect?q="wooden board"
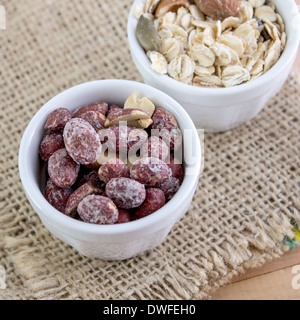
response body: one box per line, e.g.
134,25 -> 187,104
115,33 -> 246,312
212,1 -> 300,299
212,248 -> 300,300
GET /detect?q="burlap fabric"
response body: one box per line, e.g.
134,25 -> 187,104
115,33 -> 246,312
0,0 -> 299,300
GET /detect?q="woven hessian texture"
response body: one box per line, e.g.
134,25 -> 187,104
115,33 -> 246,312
0,0 -> 299,300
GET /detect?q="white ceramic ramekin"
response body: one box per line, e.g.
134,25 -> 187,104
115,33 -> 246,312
127,0 -> 300,132
18,80 -> 201,260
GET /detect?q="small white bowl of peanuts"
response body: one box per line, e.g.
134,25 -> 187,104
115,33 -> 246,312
127,0 -> 300,132
18,79 -> 201,260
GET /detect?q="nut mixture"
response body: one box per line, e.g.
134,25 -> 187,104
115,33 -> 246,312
39,93 -> 184,225
135,0 -> 286,87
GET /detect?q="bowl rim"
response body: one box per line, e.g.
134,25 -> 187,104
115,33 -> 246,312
18,79 -> 202,237
127,0 -> 300,97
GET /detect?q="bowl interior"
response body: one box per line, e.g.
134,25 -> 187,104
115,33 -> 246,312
19,79 -> 201,236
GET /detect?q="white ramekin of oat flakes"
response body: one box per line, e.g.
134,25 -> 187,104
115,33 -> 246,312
127,0 -> 300,132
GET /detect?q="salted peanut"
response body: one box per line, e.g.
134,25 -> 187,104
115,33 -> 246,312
132,188 -> 166,220
151,108 -> 182,151
39,131 -> 65,161
108,105 -> 122,113
151,107 -> 178,130
104,108 -> 151,128
157,176 -> 181,201
73,102 -> 108,118
126,151 -> 142,170
106,177 -> 146,209
63,118 -> 102,165
155,0 -> 190,18
102,105 -> 122,129
77,195 -> 119,225
168,158 -> 184,183
77,169 -> 105,191
116,209 -> 131,224
45,179 -> 72,213
140,136 -> 169,161
64,183 -> 96,218
154,127 -> 183,151
84,160 -> 101,169
48,148 -> 80,188
98,158 -> 130,183
78,111 -> 106,131
130,157 -> 171,187
44,108 -> 72,132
